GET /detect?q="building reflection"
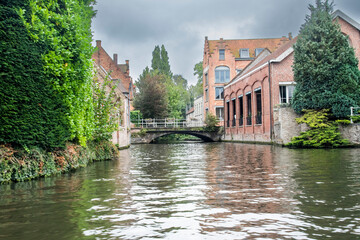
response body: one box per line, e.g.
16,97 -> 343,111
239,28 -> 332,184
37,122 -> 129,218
201,143 -> 300,237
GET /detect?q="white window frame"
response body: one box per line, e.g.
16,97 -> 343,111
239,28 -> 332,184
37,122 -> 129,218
240,48 -> 250,58
279,83 -> 296,104
215,106 -> 224,121
215,66 -> 230,83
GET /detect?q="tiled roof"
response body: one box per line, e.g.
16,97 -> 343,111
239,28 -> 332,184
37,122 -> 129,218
225,37 -> 298,87
208,37 -> 291,59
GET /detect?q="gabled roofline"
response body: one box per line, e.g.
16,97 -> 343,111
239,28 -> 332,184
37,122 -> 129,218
224,46 -> 294,89
332,9 -> 360,31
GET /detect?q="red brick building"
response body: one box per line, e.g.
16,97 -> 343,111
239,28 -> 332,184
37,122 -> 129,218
223,10 -> 360,143
202,35 -> 292,124
92,40 -> 134,109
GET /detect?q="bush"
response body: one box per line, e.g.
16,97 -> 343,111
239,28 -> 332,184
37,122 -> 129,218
204,113 -> 220,131
287,109 -> 350,148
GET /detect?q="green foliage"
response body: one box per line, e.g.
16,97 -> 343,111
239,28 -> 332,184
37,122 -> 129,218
166,75 -> 188,118
134,71 -> 168,119
92,74 -> 121,142
18,0 -> 96,146
0,141 -> 118,183
336,119 -> 351,125
0,3 -> 70,149
130,110 -> 143,125
204,113 -> 220,131
351,115 -> 360,123
287,109 -> 350,148
160,45 -> 172,77
131,128 -> 147,138
151,45 -> 172,77
292,0 -> 360,118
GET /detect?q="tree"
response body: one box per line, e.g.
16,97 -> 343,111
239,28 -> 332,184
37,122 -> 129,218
292,0 -> 360,118
134,71 -> 168,119
151,45 -> 161,72
151,45 -> 172,77
161,45 -> 172,77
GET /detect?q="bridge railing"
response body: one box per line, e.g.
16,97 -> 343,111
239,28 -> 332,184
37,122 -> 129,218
131,118 -> 188,128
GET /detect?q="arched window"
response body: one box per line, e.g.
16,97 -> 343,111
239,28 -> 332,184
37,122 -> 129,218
215,66 -> 230,83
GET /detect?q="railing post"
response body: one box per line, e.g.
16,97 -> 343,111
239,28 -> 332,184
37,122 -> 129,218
351,107 -> 354,124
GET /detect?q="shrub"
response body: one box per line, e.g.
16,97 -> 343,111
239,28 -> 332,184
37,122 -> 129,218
287,109 -> 350,148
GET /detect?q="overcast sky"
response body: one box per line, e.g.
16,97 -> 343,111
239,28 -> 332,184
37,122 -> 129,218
91,0 -> 360,85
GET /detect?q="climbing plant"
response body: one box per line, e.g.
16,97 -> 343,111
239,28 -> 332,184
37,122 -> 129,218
17,0 -> 96,146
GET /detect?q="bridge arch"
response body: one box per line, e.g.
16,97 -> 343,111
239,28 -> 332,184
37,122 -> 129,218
149,132 -> 214,143
131,128 -> 222,144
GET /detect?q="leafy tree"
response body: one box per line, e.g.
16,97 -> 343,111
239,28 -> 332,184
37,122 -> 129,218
160,45 -> 172,77
292,0 -> 360,118
134,72 -> 168,119
193,61 -> 203,84
151,46 -> 161,72
151,45 -> 172,77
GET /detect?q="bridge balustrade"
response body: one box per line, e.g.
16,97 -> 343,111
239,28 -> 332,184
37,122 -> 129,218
131,118 -> 188,128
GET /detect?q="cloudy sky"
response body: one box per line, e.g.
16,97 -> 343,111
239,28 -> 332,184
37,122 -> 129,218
91,0 -> 360,85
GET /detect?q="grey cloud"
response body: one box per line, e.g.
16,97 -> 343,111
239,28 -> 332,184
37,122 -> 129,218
92,0 -> 360,85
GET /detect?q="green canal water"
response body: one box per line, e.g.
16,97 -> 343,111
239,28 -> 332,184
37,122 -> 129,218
1,143 -> 360,239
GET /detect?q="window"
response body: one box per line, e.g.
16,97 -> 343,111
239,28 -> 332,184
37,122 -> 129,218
279,85 -> 295,104
215,87 -> 224,100
205,73 -> 208,86
226,101 -> 230,127
215,66 -> 230,83
239,96 -> 243,126
246,93 -> 252,125
255,89 -> 262,124
216,107 -> 224,121
205,89 -> 209,102
240,48 -> 250,58
219,49 -> 225,60
232,99 -> 236,127
255,48 -> 264,57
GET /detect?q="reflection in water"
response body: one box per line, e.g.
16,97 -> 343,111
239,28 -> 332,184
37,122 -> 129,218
0,143 -> 360,239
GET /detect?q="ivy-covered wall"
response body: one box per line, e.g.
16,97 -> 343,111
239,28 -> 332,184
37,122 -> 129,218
0,0 -> 96,149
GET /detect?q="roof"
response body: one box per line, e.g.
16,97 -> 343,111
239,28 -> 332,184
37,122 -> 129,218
333,10 -> 360,31
186,107 -> 194,115
225,37 -> 298,88
207,36 -> 291,59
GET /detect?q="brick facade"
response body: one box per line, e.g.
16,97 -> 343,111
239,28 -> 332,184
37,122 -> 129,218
223,10 -> 360,143
92,40 -> 134,109
203,36 -> 291,125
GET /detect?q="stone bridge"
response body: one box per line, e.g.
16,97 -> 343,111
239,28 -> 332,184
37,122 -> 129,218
131,128 -> 223,144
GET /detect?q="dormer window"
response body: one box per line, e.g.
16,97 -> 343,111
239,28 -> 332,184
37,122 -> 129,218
240,48 -> 249,58
255,48 -> 264,57
219,49 -> 225,60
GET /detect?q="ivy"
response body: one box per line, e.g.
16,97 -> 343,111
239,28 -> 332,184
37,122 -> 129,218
17,0 -> 96,146
92,73 -> 121,142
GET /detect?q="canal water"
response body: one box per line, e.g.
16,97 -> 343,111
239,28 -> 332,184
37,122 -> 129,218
1,143 -> 360,239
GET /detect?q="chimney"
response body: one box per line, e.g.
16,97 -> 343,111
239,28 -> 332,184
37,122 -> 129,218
220,38 -> 223,41
125,60 -> 130,75
288,32 -> 293,40
96,40 -> 101,48
205,36 -> 208,41
113,53 -> 118,65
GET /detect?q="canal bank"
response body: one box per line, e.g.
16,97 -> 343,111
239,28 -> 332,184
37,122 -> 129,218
0,141 -> 120,183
